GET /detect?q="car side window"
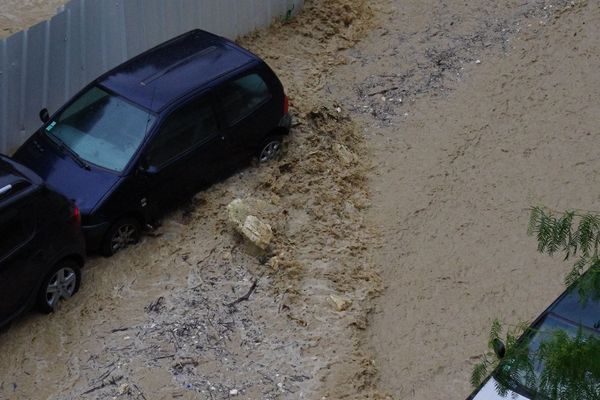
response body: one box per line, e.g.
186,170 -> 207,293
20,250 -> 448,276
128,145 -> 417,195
147,96 -> 218,167
0,206 -> 35,258
218,73 -> 271,126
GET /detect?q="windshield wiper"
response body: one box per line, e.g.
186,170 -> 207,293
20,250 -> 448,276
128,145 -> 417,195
46,130 -> 91,170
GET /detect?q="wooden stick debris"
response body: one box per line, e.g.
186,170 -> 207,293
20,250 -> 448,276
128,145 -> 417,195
367,86 -> 398,96
226,279 -> 259,308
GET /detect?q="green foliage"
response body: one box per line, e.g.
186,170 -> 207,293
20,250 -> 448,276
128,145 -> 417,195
537,330 -> 600,400
472,322 -> 600,400
471,206 -> 600,398
528,206 -> 600,284
470,319 -> 527,390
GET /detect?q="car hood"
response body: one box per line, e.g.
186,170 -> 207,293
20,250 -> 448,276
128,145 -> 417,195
13,133 -> 121,214
471,377 -> 530,400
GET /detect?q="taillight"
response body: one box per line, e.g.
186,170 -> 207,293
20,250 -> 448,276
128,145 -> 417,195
71,204 -> 81,225
283,95 -> 289,114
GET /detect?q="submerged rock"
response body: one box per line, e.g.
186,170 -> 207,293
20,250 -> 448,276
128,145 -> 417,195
227,198 -> 273,250
328,294 -> 352,311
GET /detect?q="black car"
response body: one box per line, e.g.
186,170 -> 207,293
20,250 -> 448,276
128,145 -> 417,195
0,155 -> 85,329
14,29 -> 291,256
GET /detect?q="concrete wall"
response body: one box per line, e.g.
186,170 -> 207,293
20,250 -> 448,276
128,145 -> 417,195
0,0 -> 302,154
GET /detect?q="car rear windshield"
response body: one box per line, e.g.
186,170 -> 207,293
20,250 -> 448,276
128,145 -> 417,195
44,86 -> 155,173
495,276 -> 600,399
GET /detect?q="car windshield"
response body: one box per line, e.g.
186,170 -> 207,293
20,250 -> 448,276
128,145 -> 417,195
44,86 -> 155,172
495,277 -> 600,400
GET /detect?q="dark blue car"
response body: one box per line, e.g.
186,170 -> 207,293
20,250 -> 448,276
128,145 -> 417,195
14,30 -> 291,256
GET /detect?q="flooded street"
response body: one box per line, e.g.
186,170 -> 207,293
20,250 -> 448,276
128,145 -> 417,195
327,0 -> 600,397
1,0 -> 600,399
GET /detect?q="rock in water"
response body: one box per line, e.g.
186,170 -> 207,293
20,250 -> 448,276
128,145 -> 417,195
241,215 -> 273,250
328,294 -> 352,311
227,199 -> 273,250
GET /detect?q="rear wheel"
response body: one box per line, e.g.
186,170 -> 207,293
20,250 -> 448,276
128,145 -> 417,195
101,217 -> 141,257
37,259 -> 81,313
257,136 -> 283,163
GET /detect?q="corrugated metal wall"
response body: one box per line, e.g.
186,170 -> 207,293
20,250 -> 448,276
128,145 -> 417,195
0,0 -> 302,154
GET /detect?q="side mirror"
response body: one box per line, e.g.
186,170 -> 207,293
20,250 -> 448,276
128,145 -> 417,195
137,157 -> 158,175
492,338 -> 506,359
39,108 -> 50,123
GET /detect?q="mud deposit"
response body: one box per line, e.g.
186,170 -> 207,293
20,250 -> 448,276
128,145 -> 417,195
0,1 -> 382,399
0,0 -> 67,38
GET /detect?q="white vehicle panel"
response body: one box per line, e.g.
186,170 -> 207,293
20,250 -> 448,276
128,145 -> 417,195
472,377 -> 530,400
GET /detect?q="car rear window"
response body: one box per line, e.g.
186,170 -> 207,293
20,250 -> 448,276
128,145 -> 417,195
218,73 -> 271,125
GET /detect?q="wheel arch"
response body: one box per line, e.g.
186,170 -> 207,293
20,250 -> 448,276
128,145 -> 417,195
55,253 -> 85,269
267,126 -> 289,138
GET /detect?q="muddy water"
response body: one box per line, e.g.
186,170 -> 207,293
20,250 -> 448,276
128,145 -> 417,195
328,0 -> 600,398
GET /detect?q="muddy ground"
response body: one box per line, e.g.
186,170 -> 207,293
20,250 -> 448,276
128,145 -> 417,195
0,0 -> 67,37
328,1 -> 599,398
1,0 -> 600,399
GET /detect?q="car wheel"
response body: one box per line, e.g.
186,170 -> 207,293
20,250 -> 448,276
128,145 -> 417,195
101,217 -> 141,257
37,259 -> 81,313
257,136 -> 283,163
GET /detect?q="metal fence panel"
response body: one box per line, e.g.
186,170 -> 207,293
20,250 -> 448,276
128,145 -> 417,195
200,0 -> 219,36
104,1 -> 127,70
0,0 -> 303,154
47,11 -> 69,116
4,32 -> 25,153
83,1 -> 106,81
163,0 -> 183,40
180,0 -> 200,34
23,21 -> 47,139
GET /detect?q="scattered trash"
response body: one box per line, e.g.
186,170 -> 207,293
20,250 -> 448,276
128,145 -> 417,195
145,296 -> 165,313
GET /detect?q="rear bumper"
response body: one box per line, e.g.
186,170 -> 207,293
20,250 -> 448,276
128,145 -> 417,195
279,113 -> 292,132
82,221 -> 110,250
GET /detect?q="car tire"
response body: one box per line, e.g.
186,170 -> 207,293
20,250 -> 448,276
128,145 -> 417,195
101,217 -> 141,257
257,136 -> 283,163
37,259 -> 81,314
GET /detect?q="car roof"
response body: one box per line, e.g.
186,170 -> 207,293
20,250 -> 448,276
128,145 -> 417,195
98,30 -> 260,113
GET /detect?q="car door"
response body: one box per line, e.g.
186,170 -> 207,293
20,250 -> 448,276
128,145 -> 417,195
138,92 -> 227,211
0,202 -> 39,322
215,71 -> 278,165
